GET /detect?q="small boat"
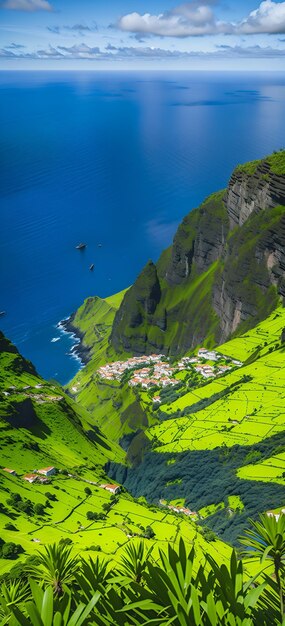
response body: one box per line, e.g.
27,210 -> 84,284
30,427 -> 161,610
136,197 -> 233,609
76,243 -> 87,250
0,311 -> 6,317
89,264 -> 94,271
98,243 -> 102,248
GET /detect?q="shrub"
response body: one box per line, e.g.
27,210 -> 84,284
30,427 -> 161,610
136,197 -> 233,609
34,503 -> 45,516
143,525 -> 155,539
0,542 -> 24,559
45,492 -> 57,501
86,511 -> 98,520
59,538 -> 73,546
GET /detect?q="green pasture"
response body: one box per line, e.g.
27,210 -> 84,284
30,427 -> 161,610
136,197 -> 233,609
146,346 -> 285,454
237,453 -> 285,485
0,466 -> 235,574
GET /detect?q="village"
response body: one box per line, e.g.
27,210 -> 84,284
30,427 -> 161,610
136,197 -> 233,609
2,466 -> 203,523
2,468 -> 283,530
3,382 -> 63,404
159,499 -> 198,519
97,349 -> 243,392
2,466 -> 121,495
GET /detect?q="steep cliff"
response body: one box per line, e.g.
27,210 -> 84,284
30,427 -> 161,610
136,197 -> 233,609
110,150 -> 285,356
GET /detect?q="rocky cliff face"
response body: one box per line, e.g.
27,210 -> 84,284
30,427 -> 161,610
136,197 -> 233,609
212,206 -> 285,340
225,160 -> 285,229
213,157 -> 285,340
110,151 -> 285,356
164,191 -> 229,285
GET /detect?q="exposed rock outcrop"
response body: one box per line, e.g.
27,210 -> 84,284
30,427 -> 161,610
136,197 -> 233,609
226,161 -> 285,229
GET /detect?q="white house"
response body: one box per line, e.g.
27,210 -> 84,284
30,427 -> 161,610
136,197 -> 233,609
3,468 -> 17,476
38,466 -> 56,477
153,396 -> 161,404
23,474 -> 38,484
101,484 -> 121,495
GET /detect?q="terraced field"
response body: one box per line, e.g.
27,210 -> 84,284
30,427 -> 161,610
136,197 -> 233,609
0,468 -> 232,575
237,453 -> 285,485
0,330 -> 235,576
145,310 -> 285,455
1,298 -> 285,575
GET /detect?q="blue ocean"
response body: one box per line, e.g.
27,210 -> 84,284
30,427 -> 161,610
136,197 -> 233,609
1,71 -> 285,383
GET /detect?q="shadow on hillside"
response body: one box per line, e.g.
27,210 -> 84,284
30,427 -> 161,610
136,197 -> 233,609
5,398 -> 51,439
0,503 -> 18,520
109,430 -> 285,546
86,426 -> 111,451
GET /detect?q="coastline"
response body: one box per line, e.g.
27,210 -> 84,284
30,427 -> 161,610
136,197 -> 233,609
56,314 -> 91,369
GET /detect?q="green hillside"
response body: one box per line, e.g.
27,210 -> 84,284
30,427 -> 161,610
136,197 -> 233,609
66,291 -> 157,444
0,332 -> 234,575
1,151 -> 285,580
64,288 -> 285,547
108,309 -> 285,544
68,289 -> 128,362
0,332 -> 124,470
61,152 -> 285,548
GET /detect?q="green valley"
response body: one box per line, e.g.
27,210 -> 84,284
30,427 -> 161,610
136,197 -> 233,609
1,150 -> 285,587
0,332 -> 232,576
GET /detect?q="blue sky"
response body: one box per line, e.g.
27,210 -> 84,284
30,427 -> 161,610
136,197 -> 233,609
0,0 -> 285,69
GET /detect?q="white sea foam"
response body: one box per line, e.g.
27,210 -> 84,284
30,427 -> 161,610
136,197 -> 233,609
51,337 -> 60,343
58,316 -> 84,370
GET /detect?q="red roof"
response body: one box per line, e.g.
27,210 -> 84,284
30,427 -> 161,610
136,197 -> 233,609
23,474 -> 38,480
103,484 -> 119,490
3,468 -> 16,473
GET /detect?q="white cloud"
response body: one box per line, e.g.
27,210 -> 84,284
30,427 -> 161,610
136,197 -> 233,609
117,4 -> 223,37
238,1 -> 285,34
117,1 -> 285,37
2,0 -> 52,11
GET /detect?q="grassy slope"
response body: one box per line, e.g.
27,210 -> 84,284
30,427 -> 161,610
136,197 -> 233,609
105,308 -> 285,544
237,453 -> 285,485
0,338 -> 124,471
0,463 -> 233,575
235,149 -> 285,176
70,289 -> 128,359
146,307 -> 285,454
66,296 -> 285,545
0,333 -> 235,574
67,291 -> 157,444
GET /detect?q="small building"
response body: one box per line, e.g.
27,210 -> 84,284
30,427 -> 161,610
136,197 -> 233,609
38,476 -> 49,484
267,511 -> 280,521
101,484 -> 121,495
38,466 -> 56,477
3,468 -> 17,476
23,474 -> 38,484
267,509 -> 285,521
153,396 -> 161,404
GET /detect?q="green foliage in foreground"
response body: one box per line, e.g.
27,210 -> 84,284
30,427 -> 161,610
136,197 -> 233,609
2,516 -> 285,626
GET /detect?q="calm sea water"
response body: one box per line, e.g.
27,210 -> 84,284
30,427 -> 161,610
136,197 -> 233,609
1,71 -> 285,383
